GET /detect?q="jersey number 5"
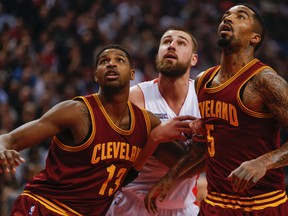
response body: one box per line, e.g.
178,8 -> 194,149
206,124 -> 215,157
99,164 -> 127,196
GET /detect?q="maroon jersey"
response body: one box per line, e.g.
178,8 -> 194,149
23,93 -> 151,215
197,59 -> 287,210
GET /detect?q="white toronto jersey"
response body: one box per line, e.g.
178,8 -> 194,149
122,79 -> 200,210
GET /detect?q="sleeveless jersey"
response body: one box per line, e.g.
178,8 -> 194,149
23,93 -> 151,216
122,78 -> 201,209
197,58 -> 287,210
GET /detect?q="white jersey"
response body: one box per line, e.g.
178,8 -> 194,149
107,79 -> 200,215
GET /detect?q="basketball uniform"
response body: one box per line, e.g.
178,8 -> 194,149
107,79 -> 200,216
196,59 -> 288,215
11,93 -> 151,216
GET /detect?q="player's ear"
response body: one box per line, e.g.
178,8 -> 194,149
94,70 -> 99,83
251,33 -> 261,48
190,53 -> 198,67
130,69 -> 135,81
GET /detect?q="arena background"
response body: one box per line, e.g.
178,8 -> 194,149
0,0 -> 287,214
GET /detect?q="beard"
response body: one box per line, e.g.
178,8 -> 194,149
217,36 -> 231,48
100,78 -> 128,93
156,58 -> 190,78
217,35 -> 241,54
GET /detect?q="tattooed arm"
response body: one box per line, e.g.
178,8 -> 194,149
228,68 -> 288,192
144,141 -> 206,214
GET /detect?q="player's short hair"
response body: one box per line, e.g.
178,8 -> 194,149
237,3 -> 265,50
95,44 -> 134,67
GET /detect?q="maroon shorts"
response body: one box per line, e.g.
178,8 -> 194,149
11,194 -> 78,216
199,199 -> 288,216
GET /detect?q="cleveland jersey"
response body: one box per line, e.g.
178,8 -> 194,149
197,58 -> 287,210
23,93 -> 151,216
122,78 -> 201,210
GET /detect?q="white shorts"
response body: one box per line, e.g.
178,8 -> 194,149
106,191 -> 199,216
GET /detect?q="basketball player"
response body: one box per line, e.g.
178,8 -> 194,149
0,44 -> 194,216
144,4 -> 288,215
107,28 -> 204,216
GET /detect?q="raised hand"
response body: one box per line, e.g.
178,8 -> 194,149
189,118 -> 206,142
133,115 -> 197,171
151,115 -> 196,143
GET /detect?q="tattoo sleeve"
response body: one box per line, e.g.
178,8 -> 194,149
252,69 -> 288,169
261,142 -> 288,170
168,141 -> 206,179
253,69 -> 288,125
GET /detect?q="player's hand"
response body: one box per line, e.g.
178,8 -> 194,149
189,118 -> 206,142
151,115 -> 196,143
0,149 -> 25,173
227,158 -> 267,192
144,173 -> 175,214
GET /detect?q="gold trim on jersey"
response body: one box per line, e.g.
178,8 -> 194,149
204,190 -> 288,211
94,93 -> 135,135
53,96 -> 97,152
203,59 -> 260,93
21,191 -> 82,216
237,65 -> 275,118
196,66 -> 220,95
141,108 -> 151,139
197,59 -> 276,119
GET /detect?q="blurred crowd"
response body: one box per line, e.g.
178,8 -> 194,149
0,0 -> 287,214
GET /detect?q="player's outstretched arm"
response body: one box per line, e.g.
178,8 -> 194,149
0,100 -> 87,174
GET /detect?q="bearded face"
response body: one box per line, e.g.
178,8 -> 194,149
156,57 -> 190,78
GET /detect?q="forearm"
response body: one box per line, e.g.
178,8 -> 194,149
178,159 -> 206,179
258,141 -> 288,170
134,114 -> 198,171
0,134 -> 13,150
0,120 -> 53,151
166,142 -> 206,179
0,132 -> 31,152
133,131 -> 159,171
